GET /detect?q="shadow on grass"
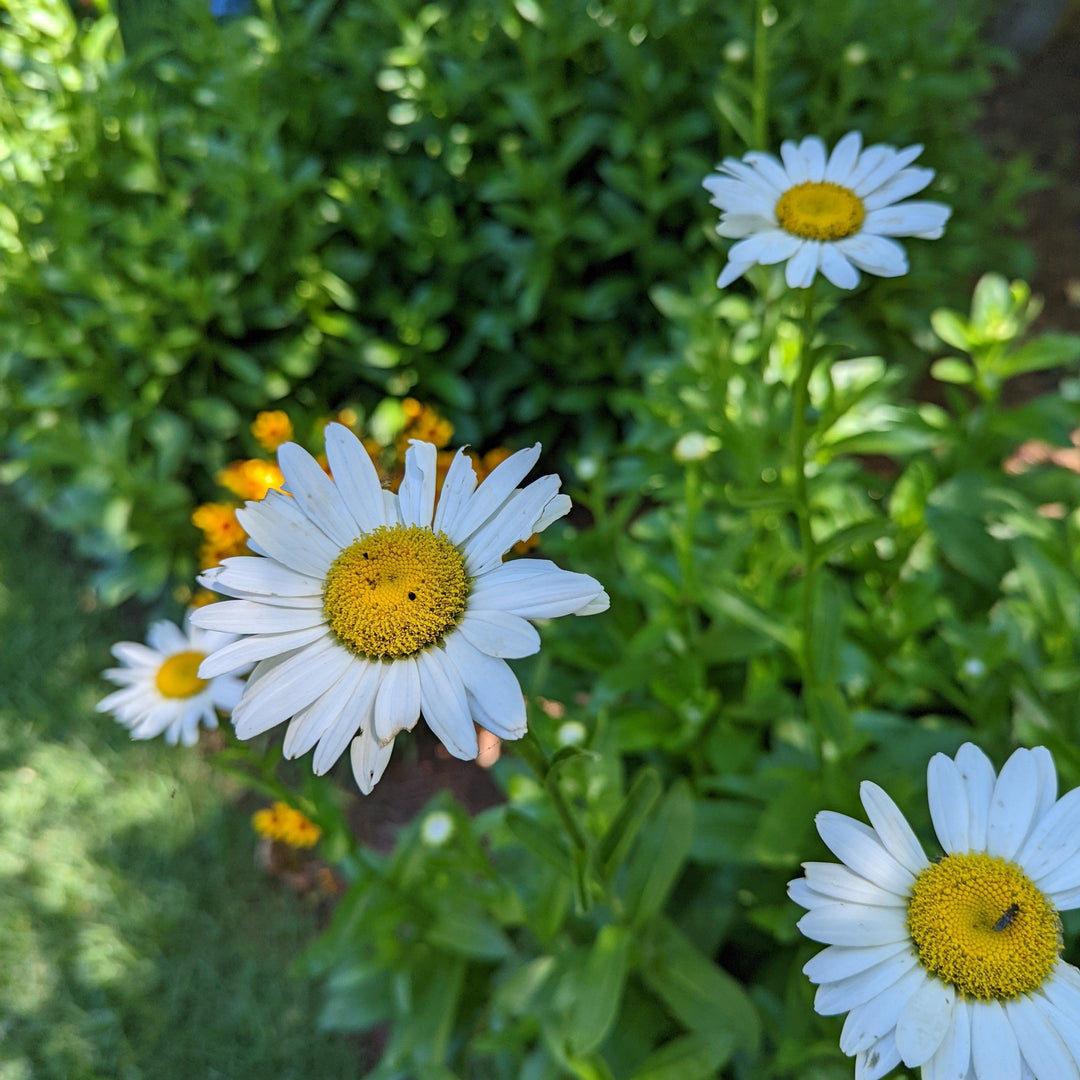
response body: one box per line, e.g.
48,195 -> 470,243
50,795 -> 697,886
0,496 -> 358,1079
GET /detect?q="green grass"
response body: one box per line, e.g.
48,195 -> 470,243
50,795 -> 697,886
0,497 -> 357,1079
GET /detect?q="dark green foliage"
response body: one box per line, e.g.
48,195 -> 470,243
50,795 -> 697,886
1,0 -> 1028,601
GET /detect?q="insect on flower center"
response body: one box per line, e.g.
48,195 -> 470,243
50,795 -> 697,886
155,651 -> 209,699
906,852 -> 1061,999
775,181 -> 866,241
322,524 -> 470,660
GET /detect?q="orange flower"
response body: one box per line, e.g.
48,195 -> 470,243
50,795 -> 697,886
400,398 -> 453,449
192,503 -> 249,568
251,410 -> 293,452
216,459 -> 286,501
252,802 -> 321,849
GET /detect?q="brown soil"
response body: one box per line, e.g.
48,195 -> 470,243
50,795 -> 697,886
981,7 -> 1080,335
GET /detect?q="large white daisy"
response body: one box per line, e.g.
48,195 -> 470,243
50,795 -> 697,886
790,742 -> 1080,1080
191,425 -> 609,794
97,614 -> 244,746
704,131 -> 951,290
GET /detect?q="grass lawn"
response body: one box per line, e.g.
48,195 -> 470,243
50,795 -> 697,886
0,497 -> 358,1079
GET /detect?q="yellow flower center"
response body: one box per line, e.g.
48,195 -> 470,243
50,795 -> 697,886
906,852 -> 1061,999
322,524 -> 470,659
155,651 -> 209,699
775,181 -> 866,241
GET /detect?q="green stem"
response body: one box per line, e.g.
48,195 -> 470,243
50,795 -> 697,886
790,285 -> 821,744
516,730 -> 590,856
751,0 -> 772,150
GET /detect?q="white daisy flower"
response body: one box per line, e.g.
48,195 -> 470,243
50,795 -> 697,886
790,742 -> 1080,1080
190,426 -> 609,794
97,614 -> 244,746
704,131 -> 951,290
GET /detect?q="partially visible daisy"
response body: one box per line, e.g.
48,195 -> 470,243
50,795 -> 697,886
191,425 -> 608,794
704,131 -> 951,290
790,742 -> 1080,1080
97,614 -> 245,746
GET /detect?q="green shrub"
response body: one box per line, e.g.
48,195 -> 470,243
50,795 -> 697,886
0,0 -> 1030,603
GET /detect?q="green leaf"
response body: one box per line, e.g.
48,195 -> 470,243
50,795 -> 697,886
425,901 -> 514,961
930,357 -> 974,385
628,1032 -> 736,1080
990,334 -> 1080,380
623,780 -> 695,926
595,767 -> 662,878
318,964 -> 394,1032
639,918 -> 760,1054
564,925 -> 632,1054
930,309 -> 972,351
505,809 -> 572,876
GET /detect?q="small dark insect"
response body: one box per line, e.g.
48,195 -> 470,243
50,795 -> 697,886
170,788 -> 176,799
993,903 -> 1020,932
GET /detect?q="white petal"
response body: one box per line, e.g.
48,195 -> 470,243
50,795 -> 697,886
1041,965 -> 1080,1033
278,441 -> 359,549
147,620 -> 188,655
208,675 -> 244,713
373,656 -> 422,744
464,474 -> 563,575
928,753 -> 970,853
718,156 -> 783,194
825,131 -> 863,184
727,230 -> 803,267
323,422 -> 386,531
112,641 -> 161,668
781,139 -> 810,184
801,862 -> 908,906
803,941 -> 912,984
862,166 -> 935,210
833,234 -> 908,277
856,1031 -> 902,1080
191,599 -> 324,636
398,440 -> 438,528
955,743 -> 996,852
864,201 -> 951,238
703,176 -> 776,217
200,556 -> 322,598
1006,994 -> 1080,1080
845,145 -> 892,192
815,811 -> 915,895
312,661 -> 382,775
971,999 -> 1021,1080
717,260 -> 752,288
236,493 -> 339,580
231,638 -> 355,739
743,150 -> 792,192
895,977 -> 954,1067
432,449 -> 479,536
840,965 -> 927,1054
788,877 -> 820,909
860,781 -> 929,874
820,244 -> 860,289
470,559 -> 608,620
814,951 -> 920,1016
532,493 -> 571,535
282,660 -> 367,760
382,489 -> 402,525
447,444 -> 541,545
1031,747 -> 1058,823
799,136 -> 828,182
1016,787 -> 1080,882
797,903 -> 911,946
926,997 -> 972,1080
986,748 -> 1040,860
785,240 -> 822,289
350,728 -> 395,795
444,633 -> 527,741
197,626 -> 329,679
853,143 -> 925,197
416,645 -> 478,760
715,212 -> 776,239
457,608 -> 541,659
1034,849 -> 1080,896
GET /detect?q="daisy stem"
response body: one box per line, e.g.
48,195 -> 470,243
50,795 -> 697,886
790,284 -> 821,747
516,730 -> 591,857
751,0 -> 771,149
